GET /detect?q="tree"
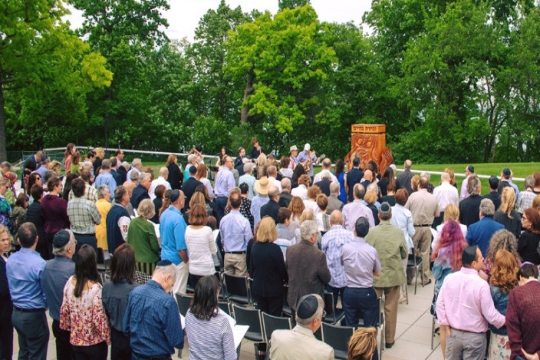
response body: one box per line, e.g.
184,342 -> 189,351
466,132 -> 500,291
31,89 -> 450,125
71,0 -> 170,149
0,0 -> 112,160
278,0 -> 311,10
226,4 -> 336,145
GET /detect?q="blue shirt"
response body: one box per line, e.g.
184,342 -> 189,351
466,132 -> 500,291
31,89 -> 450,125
214,167 -> 235,197
123,280 -> 184,356
160,206 -> 187,265
250,195 -> 269,228
220,210 -> 252,252
296,151 -> 317,176
42,255 -> 75,320
466,217 -> 504,257
6,248 -> 47,309
94,171 -> 117,197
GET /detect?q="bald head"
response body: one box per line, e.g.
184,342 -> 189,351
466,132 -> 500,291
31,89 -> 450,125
322,158 -> 331,169
159,167 -> 169,177
330,182 -> 340,195
404,160 -> 412,170
268,186 -> 280,199
267,166 -> 277,177
330,210 -> 343,225
441,172 -> 450,182
281,178 -> 291,192
364,170 -> 373,181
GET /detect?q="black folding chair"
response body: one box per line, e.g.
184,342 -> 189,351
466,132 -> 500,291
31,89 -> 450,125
323,291 -> 344,325
175,293 -> 193,317
321,322 -> 355,360
223,273 -> 251,305
407,251 -> 424,294
261,312 -> 293,343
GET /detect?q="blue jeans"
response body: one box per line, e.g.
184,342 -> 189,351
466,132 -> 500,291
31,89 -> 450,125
326,285 -> 344,308
343,287 -> 380,360
216,196 -> 228,224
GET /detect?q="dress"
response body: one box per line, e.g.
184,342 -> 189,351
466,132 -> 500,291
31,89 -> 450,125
185,310 -> 236,360
126,217 -> 160,275
487,285 -> 511,360
96,199 -> 112,250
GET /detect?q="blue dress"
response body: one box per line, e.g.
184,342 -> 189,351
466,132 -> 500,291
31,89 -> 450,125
336,172 -> 347,204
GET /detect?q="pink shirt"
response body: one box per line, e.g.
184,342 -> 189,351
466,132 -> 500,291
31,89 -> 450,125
436,267 -> 505,332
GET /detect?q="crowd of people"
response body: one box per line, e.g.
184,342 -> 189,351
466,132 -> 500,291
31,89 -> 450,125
0,141 -> 539,360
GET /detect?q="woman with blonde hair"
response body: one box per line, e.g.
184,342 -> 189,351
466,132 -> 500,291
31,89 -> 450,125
249,217 -> 288,316
126,199 -> 160,275
294,208 -> 321,247
433,204 -> 467,250
64,143 -> 76,176
444,167 -> 456,187
487,249 -> 518,360
47,160 -> 62,176
255,153 -> 268,179
288,196 -> 305,234
494,187 -> 521,238
348,327 -> 377,360
185,204 -> 216,289
364,188 -> 379,226
410,175 -> 420,193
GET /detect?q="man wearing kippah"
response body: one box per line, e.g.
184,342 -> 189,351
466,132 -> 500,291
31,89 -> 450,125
270,294 -> 334,360
366,203 -> 408,349
124,260 -> 184,360
42,230 -> 77,360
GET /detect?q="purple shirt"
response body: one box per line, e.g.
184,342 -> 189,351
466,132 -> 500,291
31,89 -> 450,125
341,236 -> 381,288
436,267 -> 505,332
342,200 -> 375,232
321,225 -> 354,288
214,167 -> 235,197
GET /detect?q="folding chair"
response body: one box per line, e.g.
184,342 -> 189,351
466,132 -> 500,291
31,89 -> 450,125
231,304 -> 266,358
407,251 -> 424,294
261,312 -> 293,343
320,322 -> 355,360
175,293 -> 193,317
323,291 -> 344,325
223,273 -> 251,305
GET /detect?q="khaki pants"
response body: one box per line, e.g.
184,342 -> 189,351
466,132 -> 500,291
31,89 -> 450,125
407,227 -> 432,283
446,330 -> 487,360
375,286 -> 400,344
172,261 -> 189,295
224,253 -> 247,276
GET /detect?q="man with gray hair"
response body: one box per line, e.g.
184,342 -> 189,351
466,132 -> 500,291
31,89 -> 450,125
366,203 -> 407,349
327,182 -> 344,214
130,172 -> 151,209
518,175 -> 536,214
314,171 -> 333,196
342,184 -> 375,232
433,172 -> 459,228
270,294 -> 334,360
466,199 -> 504,257
149,167 -> 171,201
286,220 -> 331,312
94,159 -> 117,196
420,171 -> 435,194
313,158 -> 337,184
239,162 -> 255,200
123,260 -> 184,359
278,178 -> 292,208
397,159 -> 414,194
42,230 -> 76,360
260,186 -> 281,223
459,174 -> 483,227
321,210 -> 353,308
126,158 -> 142,183
267,165 -> 282,192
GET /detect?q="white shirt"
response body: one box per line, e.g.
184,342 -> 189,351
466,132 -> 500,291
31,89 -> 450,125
313,169 -> 337,184
268,176 -> 282,192
149,176 -> 171,200
185,226 -> 217,276
291,184 -> 308,200
200,177 -> 215,199
126,168 -> 141,183
433,182 -> 459,212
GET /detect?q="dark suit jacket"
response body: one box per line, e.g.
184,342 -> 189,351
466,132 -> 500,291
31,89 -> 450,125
260,200 -> 280,223
326,196 -> 344,214
315,179 -> 331,196
130,184 -> 150,209
0,256 -> 12,319
278,192 -> 292,208
117,166 -> 127,184
346,168 -> 363,202
111,169 -> 122,186
485,191 -> 501,210
459,194 -> 483,227
286,240 -> 331,311
397,169 -> 414,195
250,242 -> 288,298
167,163 -> 183,190
181,177 -> 203,210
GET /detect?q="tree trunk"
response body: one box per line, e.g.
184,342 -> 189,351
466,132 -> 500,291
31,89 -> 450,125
240,69 -> 255,124
0,85 -> 6,162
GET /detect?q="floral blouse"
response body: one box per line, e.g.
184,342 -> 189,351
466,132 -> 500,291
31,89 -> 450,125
60,276 -> 111,346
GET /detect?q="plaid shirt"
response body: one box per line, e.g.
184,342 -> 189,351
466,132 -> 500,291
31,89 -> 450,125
518,190 -> 536,214
321,225 -> 354,288
67,197 -> 101,234
68,182 -> 98,203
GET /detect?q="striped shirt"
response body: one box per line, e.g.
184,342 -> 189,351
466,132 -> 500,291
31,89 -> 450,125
185,310 -> 236,360
67,197 -> 101,234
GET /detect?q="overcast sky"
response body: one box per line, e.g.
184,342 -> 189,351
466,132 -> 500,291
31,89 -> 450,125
67,1 -> 373,42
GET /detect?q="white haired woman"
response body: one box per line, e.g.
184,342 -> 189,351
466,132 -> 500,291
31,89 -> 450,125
126,199 -> 160,275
